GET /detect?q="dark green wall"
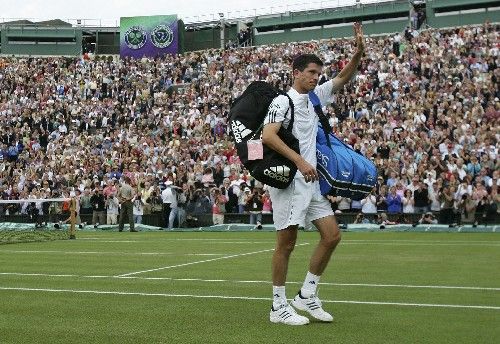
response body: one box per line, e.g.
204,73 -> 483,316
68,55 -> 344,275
95,31 -> 120,55
1,26 -> 82,56
255,19 -> 409,45
184,25 -> 238,52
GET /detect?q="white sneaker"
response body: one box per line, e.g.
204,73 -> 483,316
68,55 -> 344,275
269,304 -> 310,325
292,291 -> 333,322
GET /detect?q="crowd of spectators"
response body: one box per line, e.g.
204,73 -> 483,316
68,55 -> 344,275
0,23 -> 498,228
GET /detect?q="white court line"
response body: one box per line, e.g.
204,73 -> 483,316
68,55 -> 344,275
341,242 -> 500,247
115,244 -> 308,277
78,240 -> 141,243
344,240 -> 500,243
75,238 -> 500,246
79,238 -> 500,244
0,250 -> 224,256
1,272 -> 498,292
76,240 -> 276,244
79,238 -> 275,241
0,287 -> 498,310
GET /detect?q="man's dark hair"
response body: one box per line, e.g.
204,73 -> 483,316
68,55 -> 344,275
292,54 -> 323,72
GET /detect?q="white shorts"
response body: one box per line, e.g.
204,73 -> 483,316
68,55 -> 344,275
269,177 -> 334,231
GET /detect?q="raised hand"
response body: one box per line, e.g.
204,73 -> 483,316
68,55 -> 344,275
354,22 -> 365,53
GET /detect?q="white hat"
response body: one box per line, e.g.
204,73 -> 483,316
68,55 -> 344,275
244,187 -> 251,192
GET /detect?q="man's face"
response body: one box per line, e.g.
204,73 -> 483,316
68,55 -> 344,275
293,63 -> 322,92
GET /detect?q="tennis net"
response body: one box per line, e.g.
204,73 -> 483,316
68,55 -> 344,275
0,197 -> 76,244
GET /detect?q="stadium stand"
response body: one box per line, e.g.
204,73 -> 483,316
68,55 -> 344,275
0,20 -> 498,229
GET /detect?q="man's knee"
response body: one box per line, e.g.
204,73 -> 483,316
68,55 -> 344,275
322,230 -> 341,249
277,239 -> 296,254
276,233 -> 297,255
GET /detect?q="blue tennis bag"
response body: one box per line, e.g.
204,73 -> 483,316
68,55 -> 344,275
316,128 -> 377,200
310,92 -> 377,201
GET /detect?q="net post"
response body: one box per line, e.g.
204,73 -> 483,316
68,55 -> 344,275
69,197 -> 76,240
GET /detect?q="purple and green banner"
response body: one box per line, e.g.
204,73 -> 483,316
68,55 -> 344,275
120,15 -> 178,59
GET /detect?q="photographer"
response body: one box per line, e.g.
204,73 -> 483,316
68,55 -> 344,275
132,194 -> 145,224
90,186 -> 106,228
354,213 -> 370,224
148,185 -> 163,214
176,183 -> 189,228
418,212 -> 438,225
189,188 -> 212,216
106,192 -> 119,225
245,187 -> 263,229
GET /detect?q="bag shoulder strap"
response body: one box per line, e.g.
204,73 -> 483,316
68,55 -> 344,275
308,91 -> 332,148
252,89 -> 295,139
280,91 -> 295,132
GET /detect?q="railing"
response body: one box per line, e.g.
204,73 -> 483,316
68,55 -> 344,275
0,1 -> 407,28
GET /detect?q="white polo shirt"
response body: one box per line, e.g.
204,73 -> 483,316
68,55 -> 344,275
264,80 -> 338,177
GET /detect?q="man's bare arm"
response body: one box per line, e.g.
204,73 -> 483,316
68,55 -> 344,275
332,22 -> 365,92
262,123 -> 318,181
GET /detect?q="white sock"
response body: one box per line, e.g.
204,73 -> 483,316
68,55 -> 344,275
272,286 -> 287,309
300,271 -> 320,298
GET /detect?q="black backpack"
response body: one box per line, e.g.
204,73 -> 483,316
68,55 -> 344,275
229,81 -> 299,189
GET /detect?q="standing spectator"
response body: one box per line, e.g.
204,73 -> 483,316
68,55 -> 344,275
360,189 -> 377,222
161,179 -> 177,229
458,194 -> 476,224
337,197 -> 351,213
361,190 -> 377,214
439,186 -> 455,226
387,186 -> 402,214
225,179 -> 240,213
376,185 -> 388,212
428,182 -> 441,213
350,199 -> 362,213
118,176 -> 136,232
176,184 -> 188,228
262,189 -> 273,214
90,186 -> 106,228
106,192 -> 119,225
402,189 -> 415,223
238,187 -> 250,213
103,179 -> 117,198
211,188 -> 226,225
413,182 -> 429,214
246,188 -> 263,229
80,188 -> 92,215
133,195 -> 144,225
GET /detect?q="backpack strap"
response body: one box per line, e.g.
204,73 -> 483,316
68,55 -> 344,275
282,92 -> 295,133
308,91 -> 332,148
252,91 -> 295,139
